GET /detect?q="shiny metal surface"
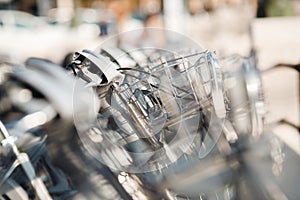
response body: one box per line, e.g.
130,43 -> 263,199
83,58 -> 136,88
0,34 -> 299,199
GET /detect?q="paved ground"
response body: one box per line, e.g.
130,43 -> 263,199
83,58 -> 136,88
252,16 -> 300,153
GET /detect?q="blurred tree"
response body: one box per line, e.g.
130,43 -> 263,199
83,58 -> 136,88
267,0 -> 294,16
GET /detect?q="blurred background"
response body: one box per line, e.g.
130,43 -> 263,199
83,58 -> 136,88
0,0 -> 299,64
0,0 -> 299,148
